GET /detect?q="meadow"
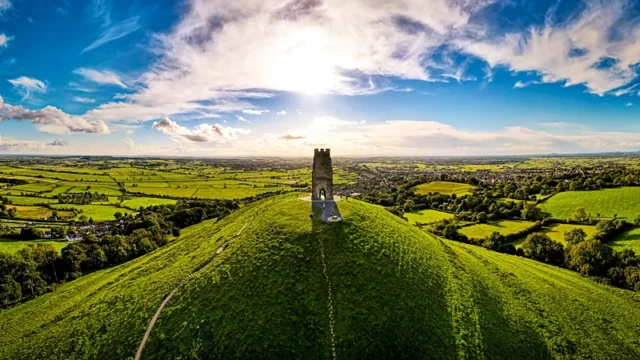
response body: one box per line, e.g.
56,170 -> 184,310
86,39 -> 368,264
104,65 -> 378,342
0,238 -> 68,254
414,181 -> 476,196
539,187 -> 640,220
511,223 -> 597,247
403,209 -> 453,225
459,219 -> 536,240
610,227 -> 640,254
1,196 -> 640,359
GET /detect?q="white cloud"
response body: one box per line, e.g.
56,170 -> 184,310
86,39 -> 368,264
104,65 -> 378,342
73,96 -> 96,103
260,117 -> 640,156
279,134 -> 306,140
0,34 -> 9,47
0,135 -> 45,153
276,110 -> 287,115
8,76 -> 47,100
123,137 -> 136,151
242,109 -> 269,115
393,87 -> 413,92
462,1 -> 640,95
48,139 -> 68,146
0,95 -> 110,134
613,84 -> 639,96
236,115 -> 250,123
627,102 -> 633,107
73,68 -> 127,88
82,16 -> 140,53
152,116 -> 249,143
0,0 -> 11,15
91,0 -> 111,28
514,80 -> 541,89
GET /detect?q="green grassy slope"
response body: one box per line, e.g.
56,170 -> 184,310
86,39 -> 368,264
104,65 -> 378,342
1,195 -> 640,359
539,187 -> 640,220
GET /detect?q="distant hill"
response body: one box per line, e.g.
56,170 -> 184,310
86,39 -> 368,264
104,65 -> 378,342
1,195 -> 640,359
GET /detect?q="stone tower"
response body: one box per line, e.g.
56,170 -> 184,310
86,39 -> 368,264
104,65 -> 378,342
312,148 -> 333,200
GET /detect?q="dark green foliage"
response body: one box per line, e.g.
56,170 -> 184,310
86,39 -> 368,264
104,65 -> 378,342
521,233 -> 565,265
564,228 -> 587,245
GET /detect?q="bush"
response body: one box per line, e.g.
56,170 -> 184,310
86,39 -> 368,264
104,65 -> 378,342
521,233 -> 564,266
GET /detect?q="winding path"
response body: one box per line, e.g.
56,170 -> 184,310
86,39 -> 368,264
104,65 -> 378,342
134,217 -> 253,360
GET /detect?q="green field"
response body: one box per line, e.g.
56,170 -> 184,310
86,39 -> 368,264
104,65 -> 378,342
3,195 -> 54,205
610,227 -> 640,254
539,187 -> 640,220
403,209 -> 453,225
2,196 -> 640,359
512,223 -> 597,247
51,204 -> 129,221
459,219 -> 536,239
0,238 -> 68,254
121,197 -> 177,209
414,181 -> 475,196
6,205 -> 74,220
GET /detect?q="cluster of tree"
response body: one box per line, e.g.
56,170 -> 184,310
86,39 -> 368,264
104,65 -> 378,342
433,216 -> 640,292
377,185 -> 546,225
0,204 -> 17,218
56,191 -> 109,205
520,227 -> 640,291
0,225 -> 167,307
0,178 -> 28,185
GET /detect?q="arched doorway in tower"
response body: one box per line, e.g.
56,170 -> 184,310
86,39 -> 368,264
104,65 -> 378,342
320,189 -> 326,201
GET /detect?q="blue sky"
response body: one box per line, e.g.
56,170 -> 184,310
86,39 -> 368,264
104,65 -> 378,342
0,0 -> 639,156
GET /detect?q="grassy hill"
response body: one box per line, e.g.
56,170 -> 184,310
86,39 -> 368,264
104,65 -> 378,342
1,195 -> 640,359
414,181 -> 476,196
539,187 -> 640,220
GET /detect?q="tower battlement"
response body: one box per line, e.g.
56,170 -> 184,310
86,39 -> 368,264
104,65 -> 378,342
314,148 -> 330,156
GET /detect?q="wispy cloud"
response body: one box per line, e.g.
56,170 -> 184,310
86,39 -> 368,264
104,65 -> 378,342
462,0 -> 640,95
237,115 -> 250,123
613,84 -> 639,96
513,80 -> 541,89
8,76 -> 46,100
0,0 -> 11,15
73,68 -> 127,88
627,102 -> 633,107
276,110 -> 287,116
90,0 -> 111,28
73,96 -> 96,103
81,16 -> 140,53
242,109 -> 268,115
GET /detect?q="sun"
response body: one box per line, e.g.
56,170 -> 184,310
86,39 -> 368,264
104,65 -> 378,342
270,28 -> 340,95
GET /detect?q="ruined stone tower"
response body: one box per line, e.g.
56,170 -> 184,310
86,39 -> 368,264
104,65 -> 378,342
312,148 -> 333,200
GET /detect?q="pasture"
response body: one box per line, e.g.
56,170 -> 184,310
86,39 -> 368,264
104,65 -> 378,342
459,219 -> 536,240
403,209 -> 453,225
539,187 -> 640,220
0,238 -> 68,254
610,227 -> 640,254
51,204 -> 128,222
414,181 -> 475,196
512,223 -> 597,247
